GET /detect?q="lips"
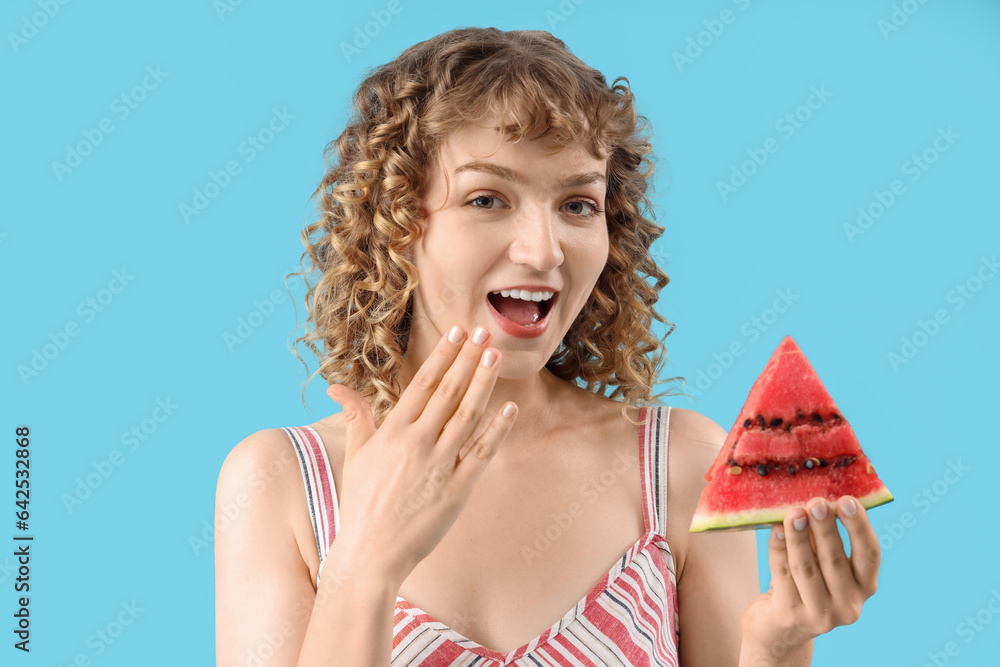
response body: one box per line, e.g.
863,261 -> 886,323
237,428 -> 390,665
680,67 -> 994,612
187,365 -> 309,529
485,291 -> 558,339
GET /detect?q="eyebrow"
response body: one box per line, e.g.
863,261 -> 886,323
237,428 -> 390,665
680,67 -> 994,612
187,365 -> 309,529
452,160 -> 606,190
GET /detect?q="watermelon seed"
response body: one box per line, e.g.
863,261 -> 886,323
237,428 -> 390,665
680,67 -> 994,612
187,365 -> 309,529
756,464 -> 769,476
832,413 -> 843,422
834,455 -> 856,468
788,464 -> 796,475
867,461 -> 875,475
797,411 -> 805,421
785,423 -> 793,432
728,465 -> 742,475
811,413 -> 823,423
818,459 -> 829,467
804,457 -> 819,469
769,418 -> 783,428
757,415 -> 765,428
743,418 -> 752,428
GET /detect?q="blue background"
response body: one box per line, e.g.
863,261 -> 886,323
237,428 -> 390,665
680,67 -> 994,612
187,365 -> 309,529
4,0 -> 998,664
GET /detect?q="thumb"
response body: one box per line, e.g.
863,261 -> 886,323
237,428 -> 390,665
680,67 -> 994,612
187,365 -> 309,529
327,383 -> 376,461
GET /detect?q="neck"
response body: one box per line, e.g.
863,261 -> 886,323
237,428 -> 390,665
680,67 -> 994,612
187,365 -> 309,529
395,354 -> 567,462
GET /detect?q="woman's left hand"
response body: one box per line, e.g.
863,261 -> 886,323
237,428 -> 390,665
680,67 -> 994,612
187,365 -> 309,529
739,495 -> 882,653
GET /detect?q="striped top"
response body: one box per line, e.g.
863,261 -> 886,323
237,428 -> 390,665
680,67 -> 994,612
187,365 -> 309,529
283,404 -> 678,666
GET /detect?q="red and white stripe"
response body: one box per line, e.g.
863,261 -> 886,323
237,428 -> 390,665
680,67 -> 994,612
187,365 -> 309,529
284,405 -> 678,666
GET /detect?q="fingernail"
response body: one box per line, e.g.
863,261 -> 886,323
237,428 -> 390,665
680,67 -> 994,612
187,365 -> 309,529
502,403 -> 516,418
775,527 -> 785,541
838,497 -> 857,517
472,327 -> 488,345
810,502 -> 828,521
793,514 -> 808,531
482,350 -> 497,367
448,326 -> 463,344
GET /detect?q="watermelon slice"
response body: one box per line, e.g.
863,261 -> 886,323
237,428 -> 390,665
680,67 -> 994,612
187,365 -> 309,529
689,336 -> 893,532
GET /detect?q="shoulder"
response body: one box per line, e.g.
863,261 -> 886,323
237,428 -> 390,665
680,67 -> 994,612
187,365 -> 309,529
216,428 -> 304,514
661,407 -> 730,579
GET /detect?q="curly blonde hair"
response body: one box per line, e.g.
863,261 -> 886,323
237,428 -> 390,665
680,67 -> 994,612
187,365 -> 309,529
288,27 -> 685,428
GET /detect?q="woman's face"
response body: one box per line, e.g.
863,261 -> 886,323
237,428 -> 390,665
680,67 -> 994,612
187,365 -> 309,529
407,120 -> 610,377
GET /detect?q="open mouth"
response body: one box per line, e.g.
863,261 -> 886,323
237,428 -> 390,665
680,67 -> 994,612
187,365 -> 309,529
486,290 -> 557,326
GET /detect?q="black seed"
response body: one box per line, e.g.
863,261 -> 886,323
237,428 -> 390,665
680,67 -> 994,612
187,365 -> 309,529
803,459 -> 815,469
788,464 -> 796,475
770,418 -> 783,428
832,413 -> 843,421
818,459 -> 829,467
811,413 -> 823,423
785,423 -> 793,432
756,464 -> 769,476
797,411 -> 806,421
727,457 -> 736,466
743,418 -> 752,428
757,415 -> 765,428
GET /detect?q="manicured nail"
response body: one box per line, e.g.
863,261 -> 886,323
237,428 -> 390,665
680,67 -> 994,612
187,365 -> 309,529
472,327 -> 488,345
448,326 -> 463,344
793,514 -> 808,531
810,503 -> 828,521
838,496 -> 857,517
502,403 -> 516,418
482,350 -> 497,367
775,526 -> 785,541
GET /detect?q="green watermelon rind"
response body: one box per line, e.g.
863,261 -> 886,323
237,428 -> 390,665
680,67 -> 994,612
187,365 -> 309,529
689,485 -> 895,533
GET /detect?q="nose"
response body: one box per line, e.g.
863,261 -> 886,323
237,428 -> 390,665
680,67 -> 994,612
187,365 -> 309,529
507,205 -> 564,271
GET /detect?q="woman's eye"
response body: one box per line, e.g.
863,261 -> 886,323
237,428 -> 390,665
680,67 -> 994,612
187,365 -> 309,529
563,200 -> 601,216
469,194 -> 505,210
465,194 -> 602,217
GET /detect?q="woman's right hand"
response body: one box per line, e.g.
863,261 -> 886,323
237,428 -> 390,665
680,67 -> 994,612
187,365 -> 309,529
324,324 -> 516,586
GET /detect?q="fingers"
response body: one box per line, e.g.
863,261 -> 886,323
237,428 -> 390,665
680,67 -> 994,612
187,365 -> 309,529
390,325 -> 469,425
450,401 -> 518,492
782,505 -> 832,613
436,336 -> 508,460
805,498 -> 858,602
836,495 -> 881,598
766,523 -> 802,609
418,326 -> 495,436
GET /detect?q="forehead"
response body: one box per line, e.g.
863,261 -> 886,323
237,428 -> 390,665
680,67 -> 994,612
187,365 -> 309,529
434,121 -> 607,174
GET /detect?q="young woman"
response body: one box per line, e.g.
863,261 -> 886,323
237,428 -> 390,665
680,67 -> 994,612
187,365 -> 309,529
215,27 -> 881,667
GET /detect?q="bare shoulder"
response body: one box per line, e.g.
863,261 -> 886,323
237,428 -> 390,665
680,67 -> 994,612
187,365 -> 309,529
663,407 -> 730,579
216,428 -> 304,518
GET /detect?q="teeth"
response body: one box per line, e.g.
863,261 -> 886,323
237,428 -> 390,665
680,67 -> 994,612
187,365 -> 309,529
491,289 -> 554,302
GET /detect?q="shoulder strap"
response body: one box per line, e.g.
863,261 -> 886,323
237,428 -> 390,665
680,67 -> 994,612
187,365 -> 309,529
639,405 -> 672,539
282,426 -> 340,575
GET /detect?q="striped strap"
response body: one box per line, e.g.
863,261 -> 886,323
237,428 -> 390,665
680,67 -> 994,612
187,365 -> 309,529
641,405 -> 672,539
283,425 -> 339,583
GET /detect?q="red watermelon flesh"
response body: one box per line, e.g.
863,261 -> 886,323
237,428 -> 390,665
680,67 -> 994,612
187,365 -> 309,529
689,336 -> 893,532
